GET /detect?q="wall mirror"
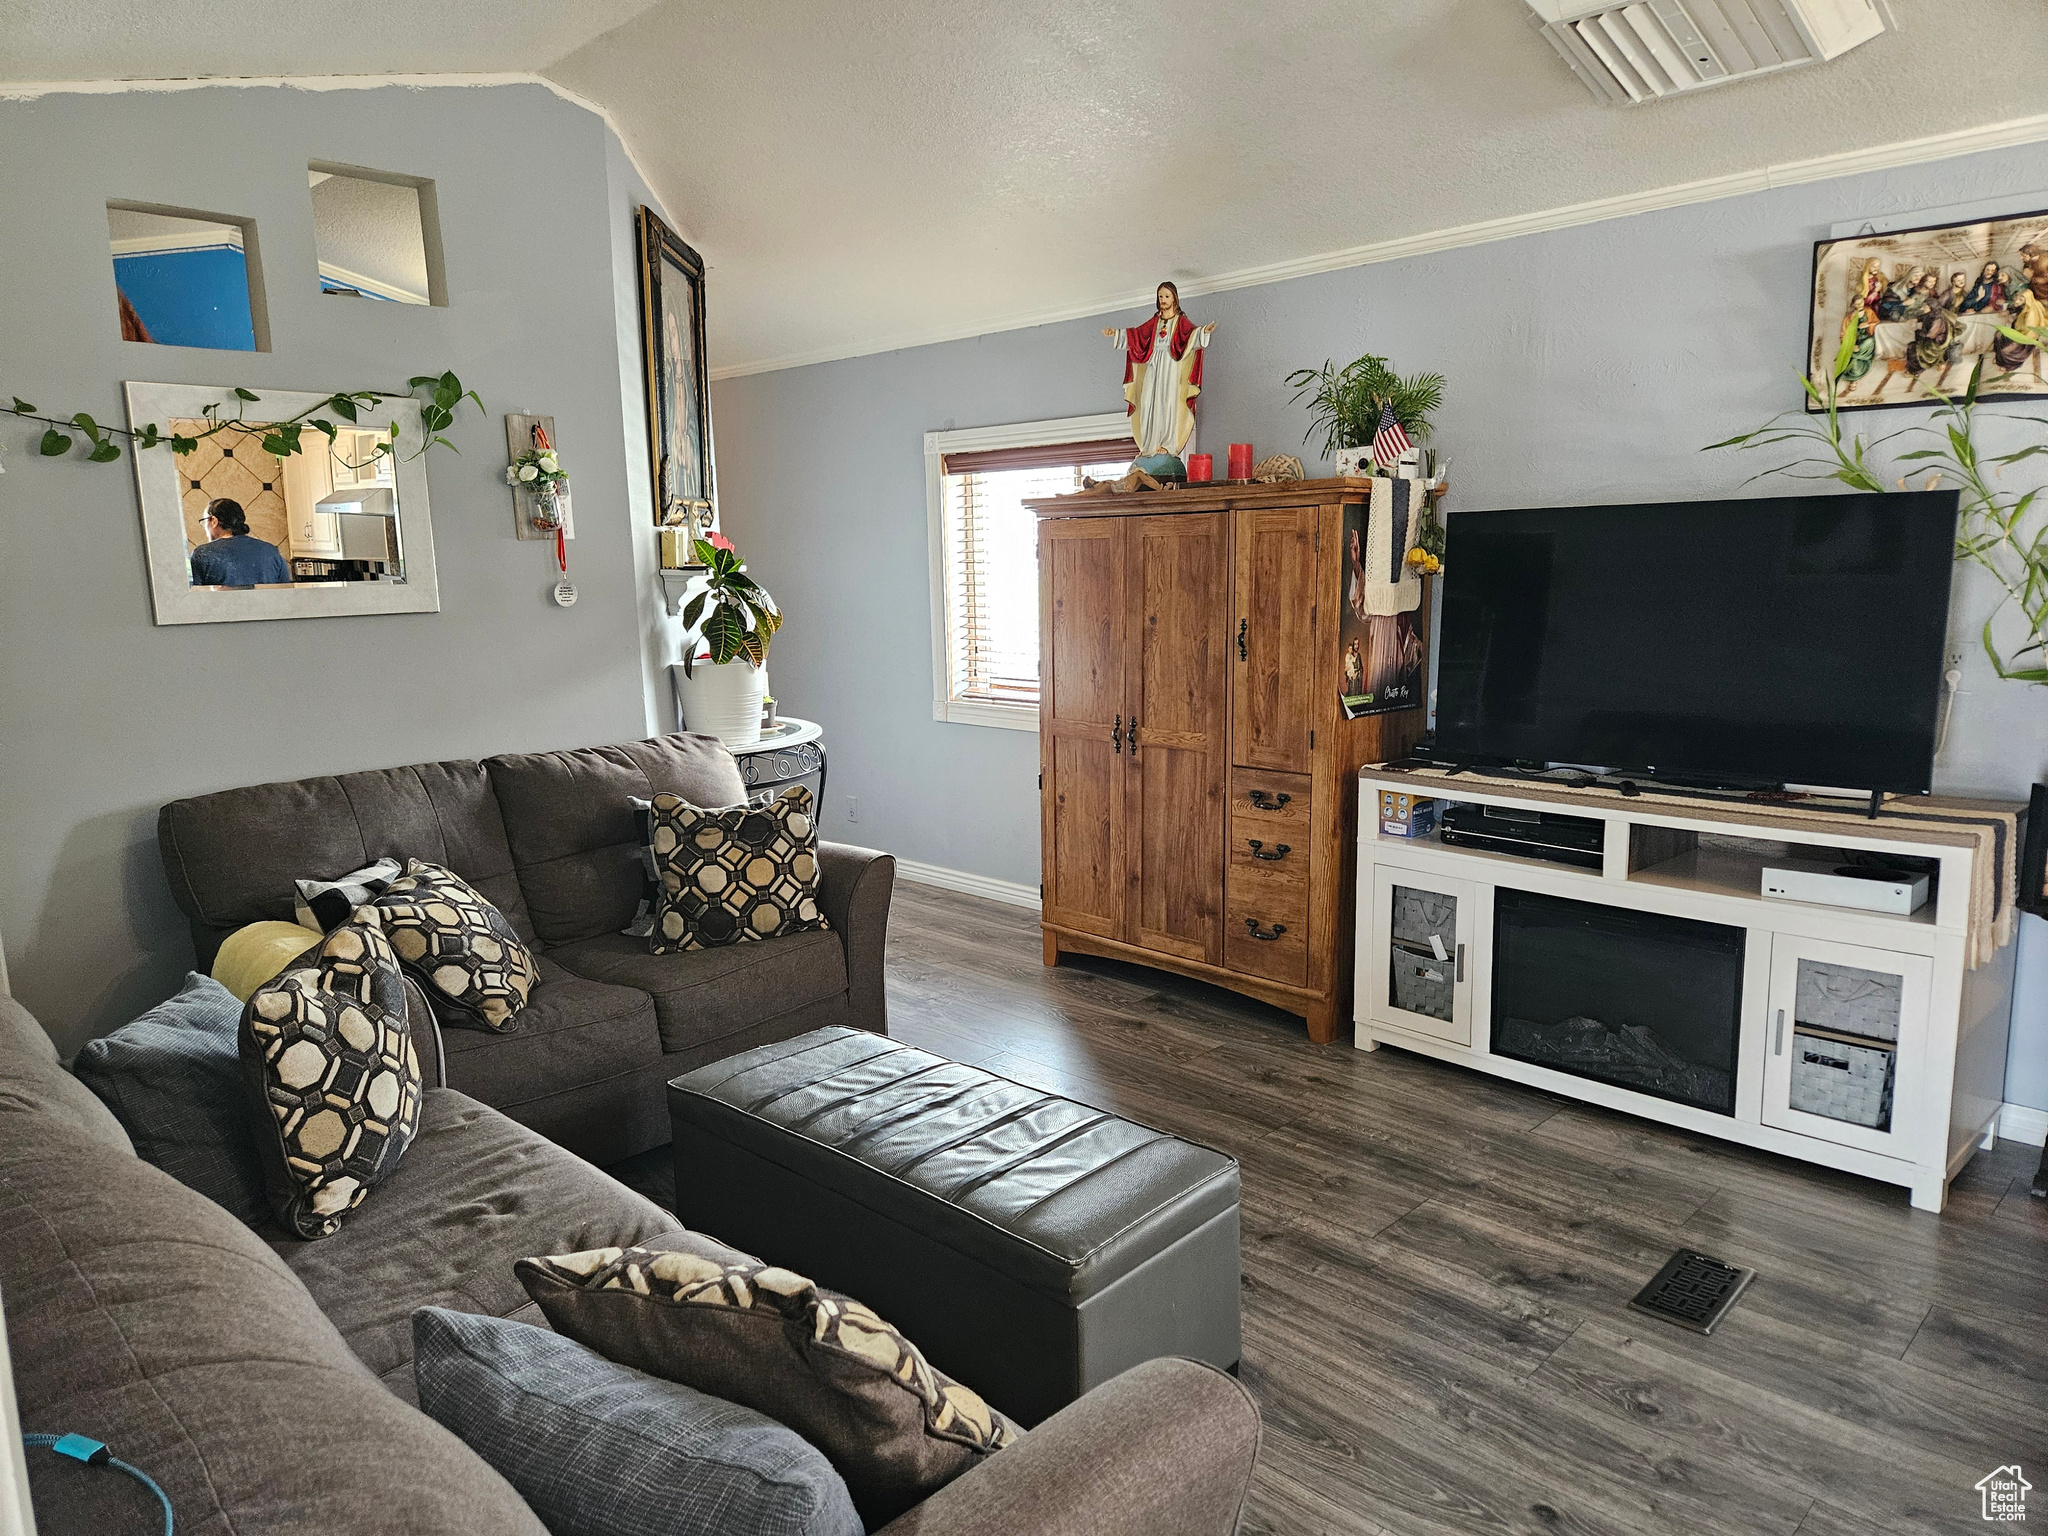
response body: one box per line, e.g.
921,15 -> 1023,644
108,202 -> 267,351
309,164 -> 443,306
125,381 -> 440,626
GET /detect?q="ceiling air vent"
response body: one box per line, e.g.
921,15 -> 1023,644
1527,0 -> 1885,105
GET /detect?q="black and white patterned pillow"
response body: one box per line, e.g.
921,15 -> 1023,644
625,796 -> 662,939
648,787 -> 831,953
294,857 -> 402,932
242,910 -> 422,1239
372,860 -> 539,1031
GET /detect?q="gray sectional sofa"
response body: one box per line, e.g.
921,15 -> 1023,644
0,988 -> 1263,1533
156,731 -> 895,1165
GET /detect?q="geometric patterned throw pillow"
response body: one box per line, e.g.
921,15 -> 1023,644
647,786 -> 831,953
240,910 -> 423,1239
516,1240 -> 1018,1529
371,860 -> 538,1032
293,856 -> 402,933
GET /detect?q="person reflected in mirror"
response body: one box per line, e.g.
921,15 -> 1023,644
189,497 -> 290,586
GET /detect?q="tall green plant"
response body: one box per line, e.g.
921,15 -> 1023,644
1707,325 -> 2048,682
680,538 -> 782,676
1285,354 -> 1445,457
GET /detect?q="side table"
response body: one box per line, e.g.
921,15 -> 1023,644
728,717 -> 826,810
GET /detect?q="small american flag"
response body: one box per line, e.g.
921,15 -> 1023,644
1371,402 -> 1412,469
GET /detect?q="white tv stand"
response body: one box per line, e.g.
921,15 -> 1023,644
1353,769 -> 2018,1211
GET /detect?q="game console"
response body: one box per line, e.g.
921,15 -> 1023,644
1760,859 -> 1931,916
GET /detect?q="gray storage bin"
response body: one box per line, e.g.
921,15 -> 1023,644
1788,1030 -> 1894,1131
1794,959 -> 1902,1044
1392,949 -> 1454,1021
1391,885 -> 1457,952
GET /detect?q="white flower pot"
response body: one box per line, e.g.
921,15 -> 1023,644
1333,445 -> 1375,478
672,658 -> 765,747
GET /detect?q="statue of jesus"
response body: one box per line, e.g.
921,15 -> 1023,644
1103,282 -> 1215,458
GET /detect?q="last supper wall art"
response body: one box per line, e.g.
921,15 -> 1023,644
1808,207 -> 2048,413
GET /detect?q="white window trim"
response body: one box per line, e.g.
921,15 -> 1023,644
925,411 -> 1131,732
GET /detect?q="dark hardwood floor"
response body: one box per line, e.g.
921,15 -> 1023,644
880,881 -> 2048,1535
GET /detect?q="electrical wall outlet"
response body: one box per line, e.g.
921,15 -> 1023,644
845,795 -> 858,823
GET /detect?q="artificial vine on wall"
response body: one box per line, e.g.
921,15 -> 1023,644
3,371 -> 482,470
1709,328 -> 2048,684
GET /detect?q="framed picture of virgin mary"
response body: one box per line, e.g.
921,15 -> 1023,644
1807,207 -> 2048,413
636,206 -> 713,532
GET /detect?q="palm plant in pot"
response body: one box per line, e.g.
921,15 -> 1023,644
1285,353 -> 1445,476
676,535 -> 782,746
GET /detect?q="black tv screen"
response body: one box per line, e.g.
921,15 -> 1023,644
1434,492 -> 1960,794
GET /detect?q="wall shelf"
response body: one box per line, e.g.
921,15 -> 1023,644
657,566 -> 707,617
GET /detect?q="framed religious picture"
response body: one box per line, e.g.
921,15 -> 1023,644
636,205 -> 713,534
1807,207 -> 2048,413
1336,492 -> 1425,718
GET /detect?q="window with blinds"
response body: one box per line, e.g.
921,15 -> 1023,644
938,437 -> 1131,713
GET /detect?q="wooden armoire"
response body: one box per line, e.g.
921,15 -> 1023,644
1028,478 -> 1428,1043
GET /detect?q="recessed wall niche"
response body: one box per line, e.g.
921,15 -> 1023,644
107,202 -> 269,352
309,163 -> 445,306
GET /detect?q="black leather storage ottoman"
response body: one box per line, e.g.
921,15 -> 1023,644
667,1026 -> 1241,1427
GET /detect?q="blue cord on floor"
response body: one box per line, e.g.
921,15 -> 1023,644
23,1433 -> 173,1534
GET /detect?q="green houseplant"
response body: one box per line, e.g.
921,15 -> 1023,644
676,535 -> 783,746
1708,327 -> 2048,684
1285,354 -> 1446,463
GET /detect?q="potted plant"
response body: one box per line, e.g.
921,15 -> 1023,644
1285,354 -> 1445,475
675,534 -> 782,746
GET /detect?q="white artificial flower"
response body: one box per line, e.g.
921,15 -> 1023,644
538,454 -> 558,474
504,465 -> 521,485
519,464 -> 539,482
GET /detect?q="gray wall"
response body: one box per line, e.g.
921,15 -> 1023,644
713,137 -> 2048,1112
0,82 -> 680,1053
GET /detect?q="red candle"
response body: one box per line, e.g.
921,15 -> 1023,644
1227,442 -> 1253,480
1187,453 -> 1214,483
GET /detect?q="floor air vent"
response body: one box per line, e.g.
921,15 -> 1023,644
1526,1 -> 1886,106
1628,1249 -> 1755,1334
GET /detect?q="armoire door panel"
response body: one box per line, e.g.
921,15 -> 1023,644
1127,513 -> 1227,963
1040,518 -> 1128,939
1232,507 -> 1317,773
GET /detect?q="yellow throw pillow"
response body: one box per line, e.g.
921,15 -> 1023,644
212,921 -> 323,1002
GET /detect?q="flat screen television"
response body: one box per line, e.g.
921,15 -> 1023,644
1433,491 -> 1960,795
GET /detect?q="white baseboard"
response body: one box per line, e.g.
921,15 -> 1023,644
895,859 -> 1041,911
1999,1102 -> 2048,1147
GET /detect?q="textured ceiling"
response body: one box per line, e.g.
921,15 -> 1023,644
545,0 -> 2048,373
10,0 -> 2048,375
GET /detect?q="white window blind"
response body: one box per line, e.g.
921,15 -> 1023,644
940,445 -> 1130,711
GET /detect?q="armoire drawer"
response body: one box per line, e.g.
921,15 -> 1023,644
1225,876 -> 1308,988
1230,769 -> 1311,833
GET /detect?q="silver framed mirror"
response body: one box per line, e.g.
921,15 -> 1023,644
125,380 -> 440,626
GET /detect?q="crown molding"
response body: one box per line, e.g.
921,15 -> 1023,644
709,108 -> 2048,382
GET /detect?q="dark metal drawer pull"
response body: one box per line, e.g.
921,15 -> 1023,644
1110,714 -> 1122,754
1246,839 -> 1291,861
1246,790 -> 1292,811
1244,918 -> 1288,941
1237,617 -> 1248,660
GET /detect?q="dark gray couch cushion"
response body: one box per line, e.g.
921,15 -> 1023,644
0,1113 -> 546,1534
269,1086 -> 684,1398
413,1307 -> 863,1536
70,972 -> 267,1224
159,757 -> 536,968
546,927 -> 846,1055
439,954 -> 661,1107
486,733 -> 747,945
0,996 -> 130,1156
